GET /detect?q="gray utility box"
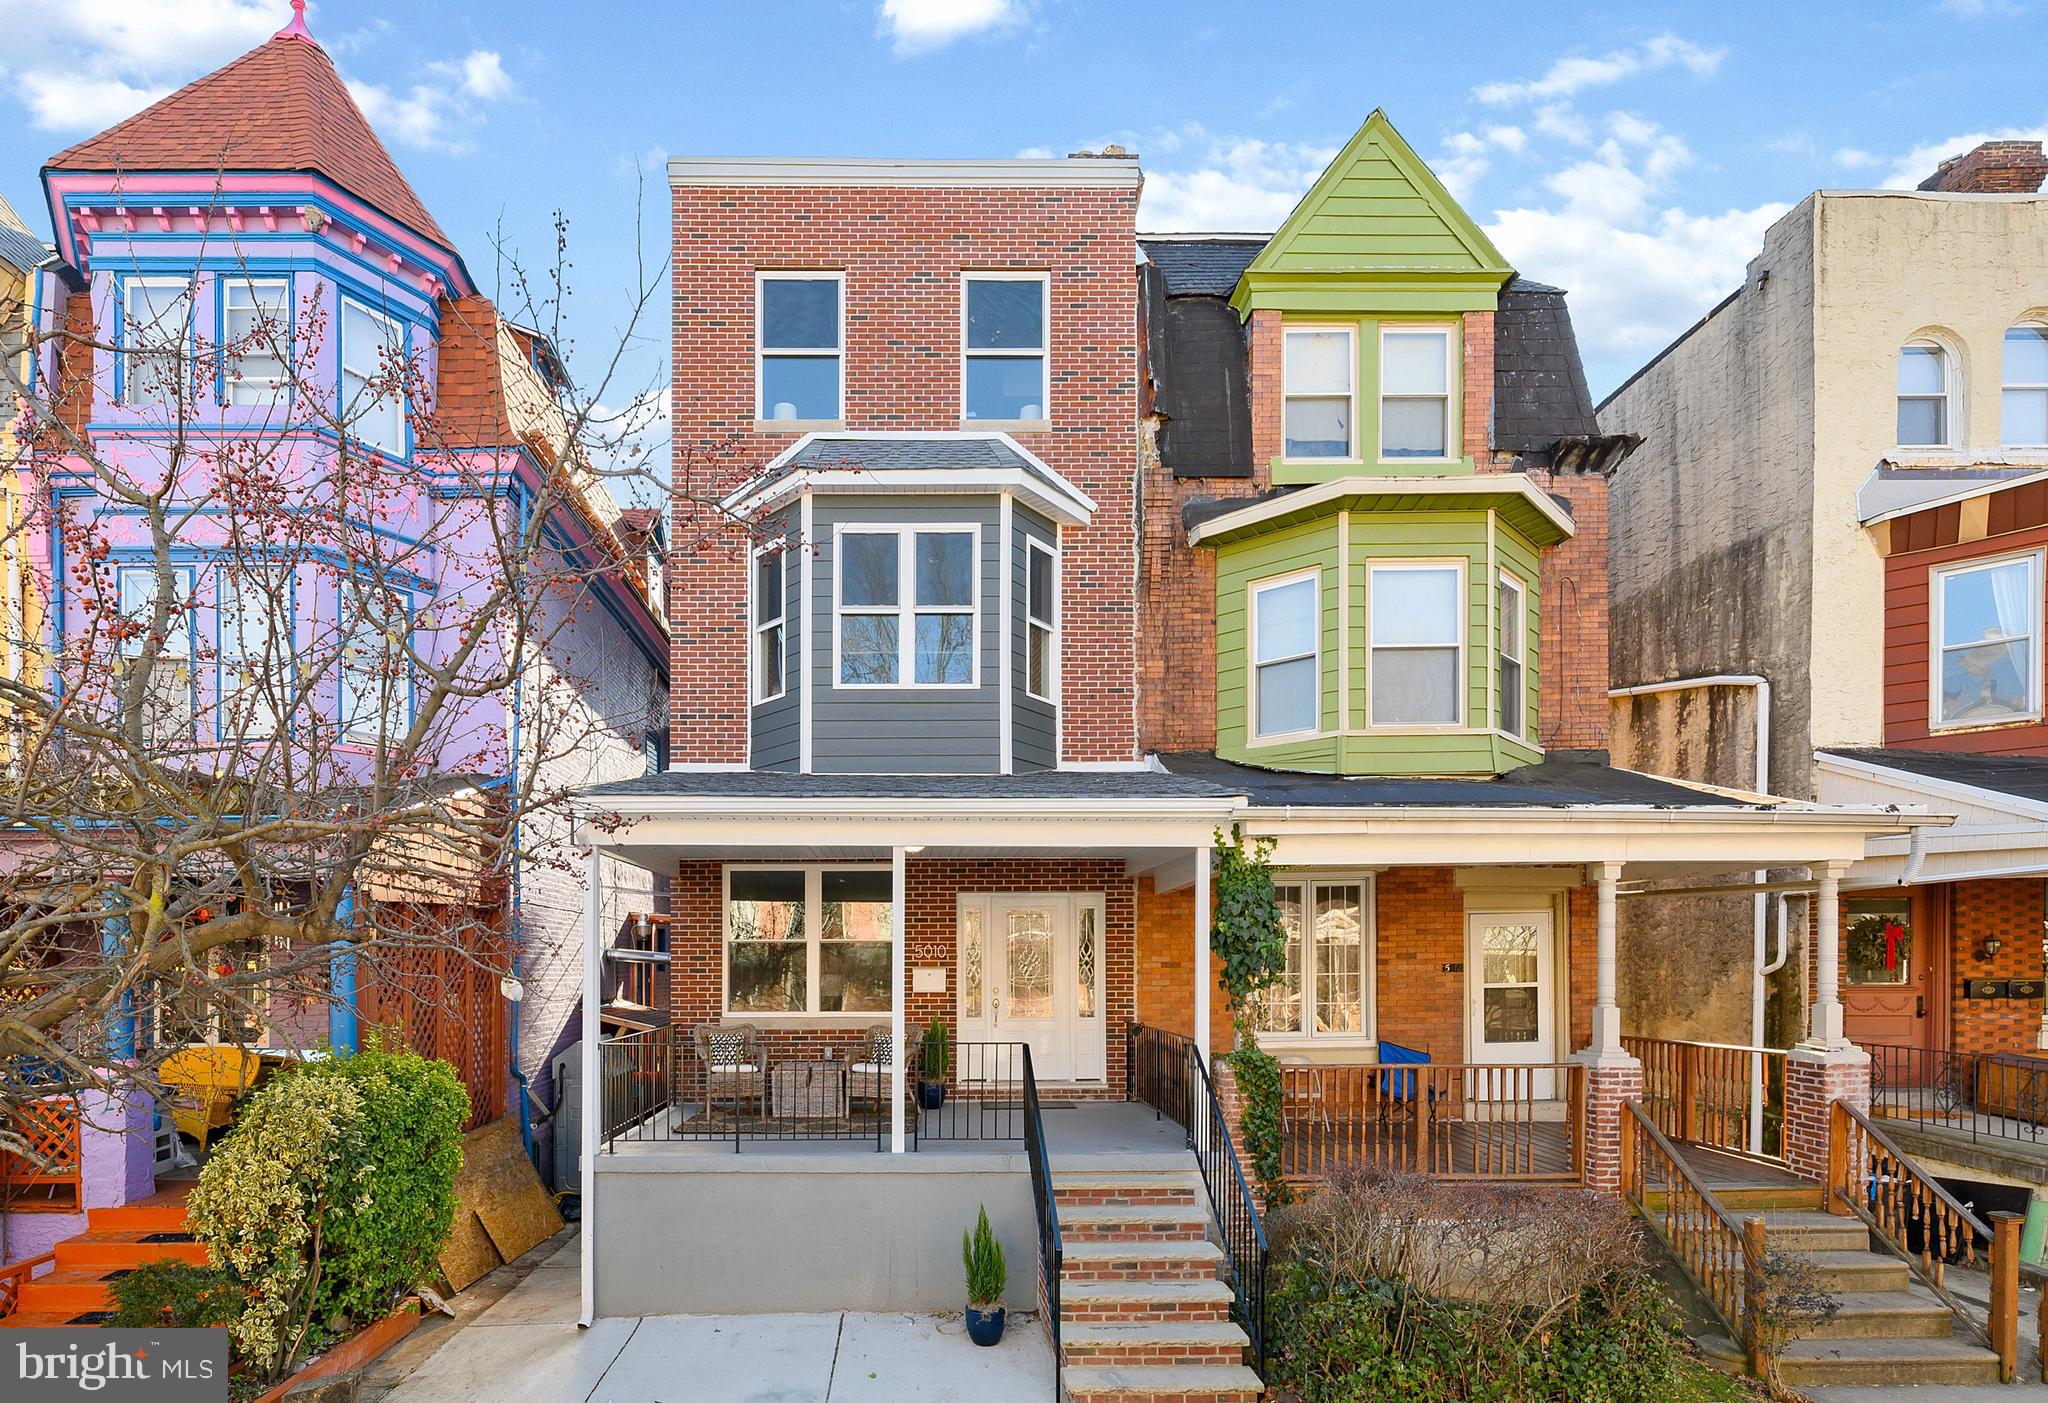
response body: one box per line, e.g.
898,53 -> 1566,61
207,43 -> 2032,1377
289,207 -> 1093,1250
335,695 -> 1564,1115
552,1041 -> 581,1194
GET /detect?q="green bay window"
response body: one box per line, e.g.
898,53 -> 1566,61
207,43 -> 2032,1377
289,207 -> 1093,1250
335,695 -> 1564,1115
725,866 -> 894,1016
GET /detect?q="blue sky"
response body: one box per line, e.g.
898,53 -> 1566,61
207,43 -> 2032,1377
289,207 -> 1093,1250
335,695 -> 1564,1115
3,0 -> 2046,427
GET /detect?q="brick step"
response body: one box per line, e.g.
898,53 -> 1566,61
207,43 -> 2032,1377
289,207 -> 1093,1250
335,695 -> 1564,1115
1061,1320 -> 1250,1368
1055,1174 -> 1202,1210
1799,1250 -> 1912,1294
1060,1239 -> 1227,1284
1060,1363 -> 1263,1402
16,1267 -> 130,1313
55,1231 -> 207,1269
1796,1289 -> 1956,1341
1059,1279 -> 1235,1326
1058,1204 -> 1212,1244
1696,1330 -> 2002,1387
1753,1211 -> 1872,1253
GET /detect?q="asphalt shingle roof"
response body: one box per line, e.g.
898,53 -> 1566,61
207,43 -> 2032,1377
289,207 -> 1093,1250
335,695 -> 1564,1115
1822,747 -> 2048,807
0,224 -> 48,274
784,437 -> 1031,471
1138,237 -> 1267,298
1159,750 -> 1758,809
583,768 -> 1240,802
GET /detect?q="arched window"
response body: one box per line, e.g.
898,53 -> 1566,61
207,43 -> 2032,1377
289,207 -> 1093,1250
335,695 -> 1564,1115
2004,323 -> 2048,448
1897,339 -> 1952,447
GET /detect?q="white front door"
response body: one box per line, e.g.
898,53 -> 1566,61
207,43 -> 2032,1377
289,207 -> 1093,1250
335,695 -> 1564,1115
957,894 -> 1105,1083
1466,910 -> 1557,1100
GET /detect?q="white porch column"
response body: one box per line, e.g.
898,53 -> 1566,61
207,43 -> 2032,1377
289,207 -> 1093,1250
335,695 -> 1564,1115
1193,844 -> 1211,1064
1805,859 -> 1849,1050
579,845 -> 602,1327
1586,860 -> 1627,1063
890,845 -> 907,1153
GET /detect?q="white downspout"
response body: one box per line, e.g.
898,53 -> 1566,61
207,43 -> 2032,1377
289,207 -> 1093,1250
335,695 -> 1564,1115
579,845 -> 603,1327
1608,674 -> 1773,1151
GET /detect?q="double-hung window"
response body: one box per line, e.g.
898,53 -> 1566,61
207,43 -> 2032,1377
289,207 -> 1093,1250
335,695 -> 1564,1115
1251,572 -> 1318,738
1381,326 -> 1452,460
1898,341 -> 1952,448
1369,562 -> 1463,726
963,274 -> 1048,422
122,277 -> 193,408
1254,876 -> 1370,1040
340,299 -> 406,457
218,565 -> 291,736
752,545 -> 786,704
117,563 -> 196,743
339,581 -> 411,743
726,865 -> 893,1015
2005,324 -> 2048,449
223,277 -> 290,407
1498,573 -> 1527,737
1934,552 -> 2041,728
1282,327 -> 1354,459
835,526 -> 977,687
1025,538 -> 1058,701
757,273 -> 842,421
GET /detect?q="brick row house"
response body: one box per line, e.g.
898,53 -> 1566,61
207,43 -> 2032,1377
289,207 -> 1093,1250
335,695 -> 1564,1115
1605,141 -> 2048,1204
579,114 -> 1938,1393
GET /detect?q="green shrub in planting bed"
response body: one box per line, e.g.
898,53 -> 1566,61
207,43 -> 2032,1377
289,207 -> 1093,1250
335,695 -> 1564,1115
1267,1169 -> 1721,1403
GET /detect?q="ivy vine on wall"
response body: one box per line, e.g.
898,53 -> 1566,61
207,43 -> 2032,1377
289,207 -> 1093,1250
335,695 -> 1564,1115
1211,825 -> 1292,1204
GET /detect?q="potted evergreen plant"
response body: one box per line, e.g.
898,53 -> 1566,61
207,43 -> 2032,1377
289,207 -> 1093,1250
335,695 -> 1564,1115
918,1019 -> 951,1111
962,1205 -> 1006,1345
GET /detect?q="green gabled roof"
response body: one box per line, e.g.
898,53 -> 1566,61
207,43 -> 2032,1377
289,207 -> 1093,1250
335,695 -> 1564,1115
1231,110 -> 1513,315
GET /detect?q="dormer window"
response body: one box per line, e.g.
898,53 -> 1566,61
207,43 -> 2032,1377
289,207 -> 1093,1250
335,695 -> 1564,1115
1897,340 -> 1952,448
1283,327 -> 1354,460
834,526 -> 978,688
340,299 -> 406,457
758,273 -> 842,422
1380,326 -> 1452,460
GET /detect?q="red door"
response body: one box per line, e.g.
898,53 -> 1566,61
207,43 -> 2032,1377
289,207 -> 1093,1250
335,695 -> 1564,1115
1842,891 -> 1937,1050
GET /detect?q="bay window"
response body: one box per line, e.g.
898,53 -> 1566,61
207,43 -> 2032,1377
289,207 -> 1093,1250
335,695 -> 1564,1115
1498,572 -> 1526,736
121,276 -> 193,408
117,563 -> 196,743
726,866 -> 893,1015
223,277 -> 289,407
1934,552 -> 2041,728
340,298 -> 406,457
752,544 -> 786,704
339,581 -> 412,743
835,525 -> 977,687
1026,537 -> 1057,701
1251,571 -> 1318,738
1283,327 -> 1354,460
218,565 -> 291,735
1255,876 -> 1370,1040
1369,561 -> 1464,726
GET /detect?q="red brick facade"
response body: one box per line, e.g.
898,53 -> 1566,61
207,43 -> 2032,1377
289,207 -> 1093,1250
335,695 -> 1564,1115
667,175 -> 1141,765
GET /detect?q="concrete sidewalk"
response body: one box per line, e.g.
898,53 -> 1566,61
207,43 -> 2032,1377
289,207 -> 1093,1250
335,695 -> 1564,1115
375,1232 -> 1056,1403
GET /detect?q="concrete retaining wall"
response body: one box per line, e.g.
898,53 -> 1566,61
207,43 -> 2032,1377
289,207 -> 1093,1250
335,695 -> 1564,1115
591,1152 -> 1038,1316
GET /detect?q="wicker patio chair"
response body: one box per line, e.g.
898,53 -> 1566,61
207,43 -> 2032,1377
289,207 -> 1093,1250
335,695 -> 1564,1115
847,1026 -> 897,1109
693,1022 -> 765,1121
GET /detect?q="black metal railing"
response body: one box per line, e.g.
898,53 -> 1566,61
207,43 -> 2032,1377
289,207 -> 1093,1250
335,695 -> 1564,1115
913,1041 -> 1027,1145
1128,1023 -> 1270,1376
1863,1042 -> 2048,1148
1021,1043 -> 1062,1402
599,1027 -> 675,1148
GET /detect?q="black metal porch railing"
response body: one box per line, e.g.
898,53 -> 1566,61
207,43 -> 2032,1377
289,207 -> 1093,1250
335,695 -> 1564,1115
1863,1041 -> 2048,1149
1127,1023 -> 1270,1376
1021,1044 -> 1062,1402
599,1026 -> 675,1148
912,1040 -> 1026,1144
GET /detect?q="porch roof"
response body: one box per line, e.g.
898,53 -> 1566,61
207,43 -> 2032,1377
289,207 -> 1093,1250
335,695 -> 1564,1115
1816,747 -> 2048,886
1159,748 -> 1754,809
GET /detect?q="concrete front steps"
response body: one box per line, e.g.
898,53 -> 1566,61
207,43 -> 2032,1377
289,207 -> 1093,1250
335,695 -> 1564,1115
0,1183 -> 198,1329
1051,1171 -> 1262,1403
1671,1189 -> 2002,1388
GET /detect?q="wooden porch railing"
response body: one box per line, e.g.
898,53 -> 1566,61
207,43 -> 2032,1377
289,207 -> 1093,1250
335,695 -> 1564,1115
0,1096 -> 83,1214
0,1251 -> 56,1318
1278,1061 -> 1584,1183
1828,1099 -> 2026,1382
1622,1035 -> 1786,1162
1620,1099 -> 1764,1375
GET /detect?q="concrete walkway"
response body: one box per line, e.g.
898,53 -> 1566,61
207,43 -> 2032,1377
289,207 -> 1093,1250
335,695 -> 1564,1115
376,1232 -> 1055,1403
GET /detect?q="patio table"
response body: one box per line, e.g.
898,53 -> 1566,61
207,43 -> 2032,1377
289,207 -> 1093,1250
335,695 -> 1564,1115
772,1060 -> 849,1119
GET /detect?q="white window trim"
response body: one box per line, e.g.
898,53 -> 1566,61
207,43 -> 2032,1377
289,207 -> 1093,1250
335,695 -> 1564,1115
1497,570 -> 1527,739
1024,535 -> 1060,704
216,563 -> 293,739
756,270 -> 845,426
1930,548 -> 2044,732
339,297 -> 407,458
117,562 -> 198,742
2003,321 -> 2048,450
831,522 -> 982,690
1248,567 -> 1322,743
960,272 -> 1051,426
1379,323 -> 1457,464
1897,338 -> 1956,452
723,862 -> 895,1020
222,276 -> 291,406
1366,557 -> 1468,731
1255,872 -> 1377,1047
121,276 -> 192,407
750,540 -> 788,706
1281,323 -> 1359,463
338,579 -> 413,745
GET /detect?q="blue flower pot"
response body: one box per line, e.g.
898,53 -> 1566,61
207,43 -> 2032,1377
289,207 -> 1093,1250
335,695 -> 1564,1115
965,1304 -> 1005,1346
919,1080 -> 947,1111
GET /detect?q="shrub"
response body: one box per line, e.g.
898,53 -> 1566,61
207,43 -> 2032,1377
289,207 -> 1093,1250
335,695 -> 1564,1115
185,1041 -> 468,1379
1267,1170 -> 1692,1402
963,1205 -> 1006,1308
103,1260 -> 238,1330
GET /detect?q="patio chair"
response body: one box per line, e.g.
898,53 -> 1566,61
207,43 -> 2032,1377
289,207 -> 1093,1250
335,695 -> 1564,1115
693,1022 -> 764,1121
1374,1040 -> 1436,1121
847,1027 -> 896,1109
160,1044 -> 262,1149
1278,1056 -> 1332,1131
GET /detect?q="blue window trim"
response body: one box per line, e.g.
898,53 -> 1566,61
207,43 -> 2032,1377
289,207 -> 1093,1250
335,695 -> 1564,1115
337,573 -> 419,746
212,559 -> 300,744
213,271 -> 295,409
112,271 -> 199,409
338,293 -> 415,463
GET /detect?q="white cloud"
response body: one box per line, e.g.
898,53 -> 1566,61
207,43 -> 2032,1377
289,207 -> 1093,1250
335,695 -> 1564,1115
1434,126 -> 1531,200
344,50 -> 518,153
1534,104 -> 1592,145
1137,133 -> 1338,232
877,0 -> 1022,56
0,0 -> 278,130
1834,147 -> 1880,169
1474,34 -> 1724,105
457,50 -> 513,102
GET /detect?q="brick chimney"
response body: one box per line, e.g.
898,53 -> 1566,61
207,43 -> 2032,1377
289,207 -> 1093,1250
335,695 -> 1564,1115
1918,140 -> 2048,193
